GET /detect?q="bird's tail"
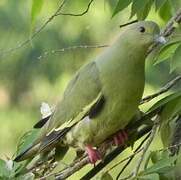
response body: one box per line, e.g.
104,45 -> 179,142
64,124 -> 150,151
14,127 -> 71,162
14,143 -> 40,162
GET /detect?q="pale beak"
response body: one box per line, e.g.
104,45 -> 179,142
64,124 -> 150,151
155,35 -> 167,44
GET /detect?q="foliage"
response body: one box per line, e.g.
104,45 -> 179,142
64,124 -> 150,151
113,0 -> 180,20
31,0 -> 44,28
0,0 -> 181,179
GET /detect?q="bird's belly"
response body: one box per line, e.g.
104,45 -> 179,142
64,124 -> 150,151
64,93 -> 140,149
64,71 -> 144,149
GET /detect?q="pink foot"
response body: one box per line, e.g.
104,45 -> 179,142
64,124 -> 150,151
113,130 -> 128,146
85,145 -> 101,164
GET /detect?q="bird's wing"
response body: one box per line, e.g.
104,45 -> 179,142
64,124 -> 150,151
39,61 -> 104,151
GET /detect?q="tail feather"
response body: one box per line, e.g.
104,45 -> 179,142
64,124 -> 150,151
14,127 -> 71,162
14,143 -> 40,162
39,127 -> 71,152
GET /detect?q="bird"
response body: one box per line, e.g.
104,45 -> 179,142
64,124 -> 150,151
14,21 -> 166,164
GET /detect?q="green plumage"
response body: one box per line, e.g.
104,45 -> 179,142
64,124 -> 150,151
15,21 -> 161,162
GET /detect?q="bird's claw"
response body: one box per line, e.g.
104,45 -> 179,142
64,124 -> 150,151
85,145 -> 101,164
112,130 -> 128,146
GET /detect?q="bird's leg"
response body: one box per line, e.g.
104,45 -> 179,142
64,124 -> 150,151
112,130 -> 128,146
85,145 -> 101,164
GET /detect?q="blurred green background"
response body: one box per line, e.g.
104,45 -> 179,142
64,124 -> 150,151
0,0 -> 180,179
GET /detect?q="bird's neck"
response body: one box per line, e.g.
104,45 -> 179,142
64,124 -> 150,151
97,39 -> 147,77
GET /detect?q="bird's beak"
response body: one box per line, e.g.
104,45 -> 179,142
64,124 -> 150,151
154,35 -> 167,44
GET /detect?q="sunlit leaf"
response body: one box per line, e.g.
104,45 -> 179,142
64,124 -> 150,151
159,0 -> 172,21
154,41 -> 181,65
160,122 -> 171,147
160,96 -> 181,124
170,44 -> 181,73
147,91 -> 181,114
138,173 -> 160,180
130,0 -> 151,19
95,172 -> 113,180
0,159 -> 10,178
112,0 -> 132,17
137,0 -> 154,20
150,151 -> 163,164
143,156 -> 176,175
159,96 -> 181,146
31,0 -> 44,26
155,0 -> 167,11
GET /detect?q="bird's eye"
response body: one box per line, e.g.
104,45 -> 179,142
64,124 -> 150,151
139,26 -> 145,33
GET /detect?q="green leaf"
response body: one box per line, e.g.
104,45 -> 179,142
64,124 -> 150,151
170,44 -> 181,73
31,0 -> 44,26
159,96 -> 181,146
130,0 -> 152,20
137,0 -> 153,20
155,0 -> 167,11
95,172 -> 113,180
138,173 -> 160,180
0,159 -> 10,178
160,122 -> 171,147
150,151 -> 162,164
143,156 -> 176,175
160,96 -> 181,124
15,173 -> 35,180
147,91 -> 181,114
16,129 -> 39,156
159,0 -> 172,21
154,41 -> 181,65
112,0 -> 132,17
170,0 -> 181,13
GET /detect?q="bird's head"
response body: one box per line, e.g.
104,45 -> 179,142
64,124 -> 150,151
121,21 -> 166,51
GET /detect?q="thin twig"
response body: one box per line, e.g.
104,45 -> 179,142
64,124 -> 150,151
80,126 -> 152,180
56,0 -> 94,16
140,75 -> 181,104
0,0 -> 67,56
107,148 -> 143,172
132,117 -> 159,179
0,0 -> 95,56
116,132 -> 151,180
38,44 -> 109,60
118,118 -> 159,180
55,157 -> 89,180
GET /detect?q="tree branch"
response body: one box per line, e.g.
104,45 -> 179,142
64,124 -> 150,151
131,117 -> 159,179
80,126 -> 152,180
148,8 -> 181,53
140,75 -> 181,104
56,0 -> 94,16
115,132 -> 151,179
162,8 -> 181,37
38,44 -> 109,60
